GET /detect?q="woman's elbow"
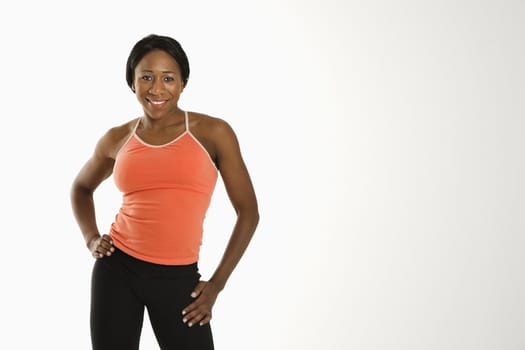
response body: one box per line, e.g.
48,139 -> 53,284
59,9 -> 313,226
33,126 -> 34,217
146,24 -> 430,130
237,205 -> 259,227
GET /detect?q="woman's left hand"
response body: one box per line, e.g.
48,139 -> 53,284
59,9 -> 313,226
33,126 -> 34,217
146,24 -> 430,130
182,280 -> 220,327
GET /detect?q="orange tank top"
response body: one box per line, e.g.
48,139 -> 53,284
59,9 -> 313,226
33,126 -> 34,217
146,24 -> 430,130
110,111 -> 218,265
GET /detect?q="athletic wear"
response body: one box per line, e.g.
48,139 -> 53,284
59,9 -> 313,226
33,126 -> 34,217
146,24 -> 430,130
110,111 -> 218,265
91,247 -> 214,350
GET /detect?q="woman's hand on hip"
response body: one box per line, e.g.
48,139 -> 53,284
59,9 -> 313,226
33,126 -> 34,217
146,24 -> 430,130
88,234 -> 115,258
182,280 -> 220,327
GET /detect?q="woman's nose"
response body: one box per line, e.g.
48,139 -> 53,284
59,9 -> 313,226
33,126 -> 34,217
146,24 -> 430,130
148,79 -> 163,94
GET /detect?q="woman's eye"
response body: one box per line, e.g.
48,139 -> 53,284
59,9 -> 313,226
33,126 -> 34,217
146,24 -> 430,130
141,76 -> 152,81
164,76 -> 175,82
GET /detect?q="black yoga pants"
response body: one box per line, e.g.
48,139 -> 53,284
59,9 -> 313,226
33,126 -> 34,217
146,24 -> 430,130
90,247 -> 214,350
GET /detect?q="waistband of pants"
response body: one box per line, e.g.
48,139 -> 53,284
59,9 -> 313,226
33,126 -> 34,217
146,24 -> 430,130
107,247 -> 200,279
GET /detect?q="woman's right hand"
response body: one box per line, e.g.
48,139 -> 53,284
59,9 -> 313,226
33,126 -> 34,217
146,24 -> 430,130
87,234 -> 115,258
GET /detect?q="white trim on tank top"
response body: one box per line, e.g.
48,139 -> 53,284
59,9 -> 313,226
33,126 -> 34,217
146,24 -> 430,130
124,111 -> 218,171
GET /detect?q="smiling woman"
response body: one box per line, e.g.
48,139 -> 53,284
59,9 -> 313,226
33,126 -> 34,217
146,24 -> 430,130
131,50 -> 186,122
70,34 -> 259,350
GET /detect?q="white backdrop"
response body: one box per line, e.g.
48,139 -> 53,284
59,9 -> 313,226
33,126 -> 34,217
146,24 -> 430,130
0,1 -> 523,349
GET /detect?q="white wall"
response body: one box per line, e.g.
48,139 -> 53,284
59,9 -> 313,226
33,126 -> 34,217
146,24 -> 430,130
0,0 -> 523,349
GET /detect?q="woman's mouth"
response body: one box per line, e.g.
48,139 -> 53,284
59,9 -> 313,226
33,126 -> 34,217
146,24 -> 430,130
147,99 -> 167,107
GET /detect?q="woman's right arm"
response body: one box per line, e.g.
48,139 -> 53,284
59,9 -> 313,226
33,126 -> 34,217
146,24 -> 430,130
70,129 -> 118,258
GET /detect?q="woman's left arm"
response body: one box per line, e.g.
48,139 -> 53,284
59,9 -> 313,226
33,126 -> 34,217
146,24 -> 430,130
182,119 -> 259,327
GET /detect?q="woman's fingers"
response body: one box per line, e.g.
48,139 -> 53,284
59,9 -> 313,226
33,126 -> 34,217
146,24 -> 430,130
91,234 -> 115,258
190,281 -> 206,298
199,314 -> 212,326
182,307 -> 211,327
182,281 -> 219,327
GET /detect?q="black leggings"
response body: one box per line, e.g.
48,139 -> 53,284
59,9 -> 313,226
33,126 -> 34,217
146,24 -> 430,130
90,248 -> 214,350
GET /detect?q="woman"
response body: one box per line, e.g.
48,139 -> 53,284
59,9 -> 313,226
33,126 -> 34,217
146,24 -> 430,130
70,34 -> 259,349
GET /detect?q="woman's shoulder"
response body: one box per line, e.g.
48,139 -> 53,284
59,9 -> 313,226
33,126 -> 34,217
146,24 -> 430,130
97,117 -> 140,159
189,111 -> 234,135
106,117 -> 140,138
188,111 -> 239,161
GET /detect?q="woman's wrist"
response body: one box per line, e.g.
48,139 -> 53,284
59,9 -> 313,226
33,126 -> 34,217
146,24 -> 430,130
208,277 -> 226,292
85,233 -> 101,248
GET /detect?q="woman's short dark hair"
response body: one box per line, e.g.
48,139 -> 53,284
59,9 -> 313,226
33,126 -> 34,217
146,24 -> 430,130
126,34 -> 190,89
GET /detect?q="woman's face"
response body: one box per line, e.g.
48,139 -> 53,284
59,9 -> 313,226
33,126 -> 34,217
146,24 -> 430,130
132,49 -> 185,119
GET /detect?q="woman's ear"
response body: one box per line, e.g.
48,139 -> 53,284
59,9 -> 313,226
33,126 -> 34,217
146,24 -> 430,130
131,83 -> 136,93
